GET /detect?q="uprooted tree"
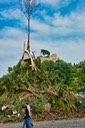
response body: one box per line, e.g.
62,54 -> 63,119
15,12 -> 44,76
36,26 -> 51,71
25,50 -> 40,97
19,0 -> 41,70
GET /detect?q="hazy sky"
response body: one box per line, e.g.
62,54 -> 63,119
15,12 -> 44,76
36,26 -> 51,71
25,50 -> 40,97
0,0 -> 85,77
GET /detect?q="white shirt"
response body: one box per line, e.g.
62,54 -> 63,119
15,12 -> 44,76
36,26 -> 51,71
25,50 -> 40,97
27,105 -> 31,117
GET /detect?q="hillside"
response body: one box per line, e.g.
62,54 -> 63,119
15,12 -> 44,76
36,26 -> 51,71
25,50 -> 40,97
0,58 -> 85,123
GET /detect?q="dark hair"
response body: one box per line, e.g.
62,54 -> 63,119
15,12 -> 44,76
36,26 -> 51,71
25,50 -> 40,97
22,105 -> 27,108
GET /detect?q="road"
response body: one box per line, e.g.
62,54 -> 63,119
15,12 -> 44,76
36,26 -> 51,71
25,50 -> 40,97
0,118 -> 85,128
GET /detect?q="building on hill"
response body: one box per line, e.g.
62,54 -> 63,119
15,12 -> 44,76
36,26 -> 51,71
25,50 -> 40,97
39,54 -> 59,63
21,41 -> 58,65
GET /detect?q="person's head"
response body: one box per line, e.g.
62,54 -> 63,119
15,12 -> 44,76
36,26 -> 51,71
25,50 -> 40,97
22,104 -> 27,109
26,102 -> 28,105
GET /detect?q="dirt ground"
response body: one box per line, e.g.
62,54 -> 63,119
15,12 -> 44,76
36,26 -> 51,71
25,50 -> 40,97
0,118 -> 85,128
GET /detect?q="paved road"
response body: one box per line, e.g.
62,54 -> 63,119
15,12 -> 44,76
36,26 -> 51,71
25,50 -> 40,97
0,118 -> 85,128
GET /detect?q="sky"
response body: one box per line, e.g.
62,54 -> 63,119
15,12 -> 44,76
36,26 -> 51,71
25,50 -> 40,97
0,0 -> 85,77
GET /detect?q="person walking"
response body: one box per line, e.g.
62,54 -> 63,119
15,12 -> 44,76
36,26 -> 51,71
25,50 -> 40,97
22,104 -> 32,128
26,102 -> 31,117
26,102 -> 33,127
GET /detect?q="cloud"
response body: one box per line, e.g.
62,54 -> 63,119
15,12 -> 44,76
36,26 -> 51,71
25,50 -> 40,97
0,0 -> 85,77
0,56 -> 20,78
30,38 -> 85,64
0,8 -> 27,25
0,8 -> 28,29
0,27 -> 27,77
0,26 -> 27,40
30,9 -> 85,40
0,9 -> 22,19
41,0 -> 72,9
54,39 -> 85,64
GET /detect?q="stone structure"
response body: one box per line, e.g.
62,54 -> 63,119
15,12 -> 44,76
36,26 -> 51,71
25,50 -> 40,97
39,54 -> 58,63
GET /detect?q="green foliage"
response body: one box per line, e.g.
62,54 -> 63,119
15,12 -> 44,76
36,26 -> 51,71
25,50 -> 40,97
0,58 -> 85,122
8,67 -> 13,74
41,49 -> 50,56
41,59 -> 73,84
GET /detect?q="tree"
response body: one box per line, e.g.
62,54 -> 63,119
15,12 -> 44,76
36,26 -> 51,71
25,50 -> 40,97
19,0 -> 41,51
19,0 -> 41,70
41,49 -> 50,56
8,67 -> 13,74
